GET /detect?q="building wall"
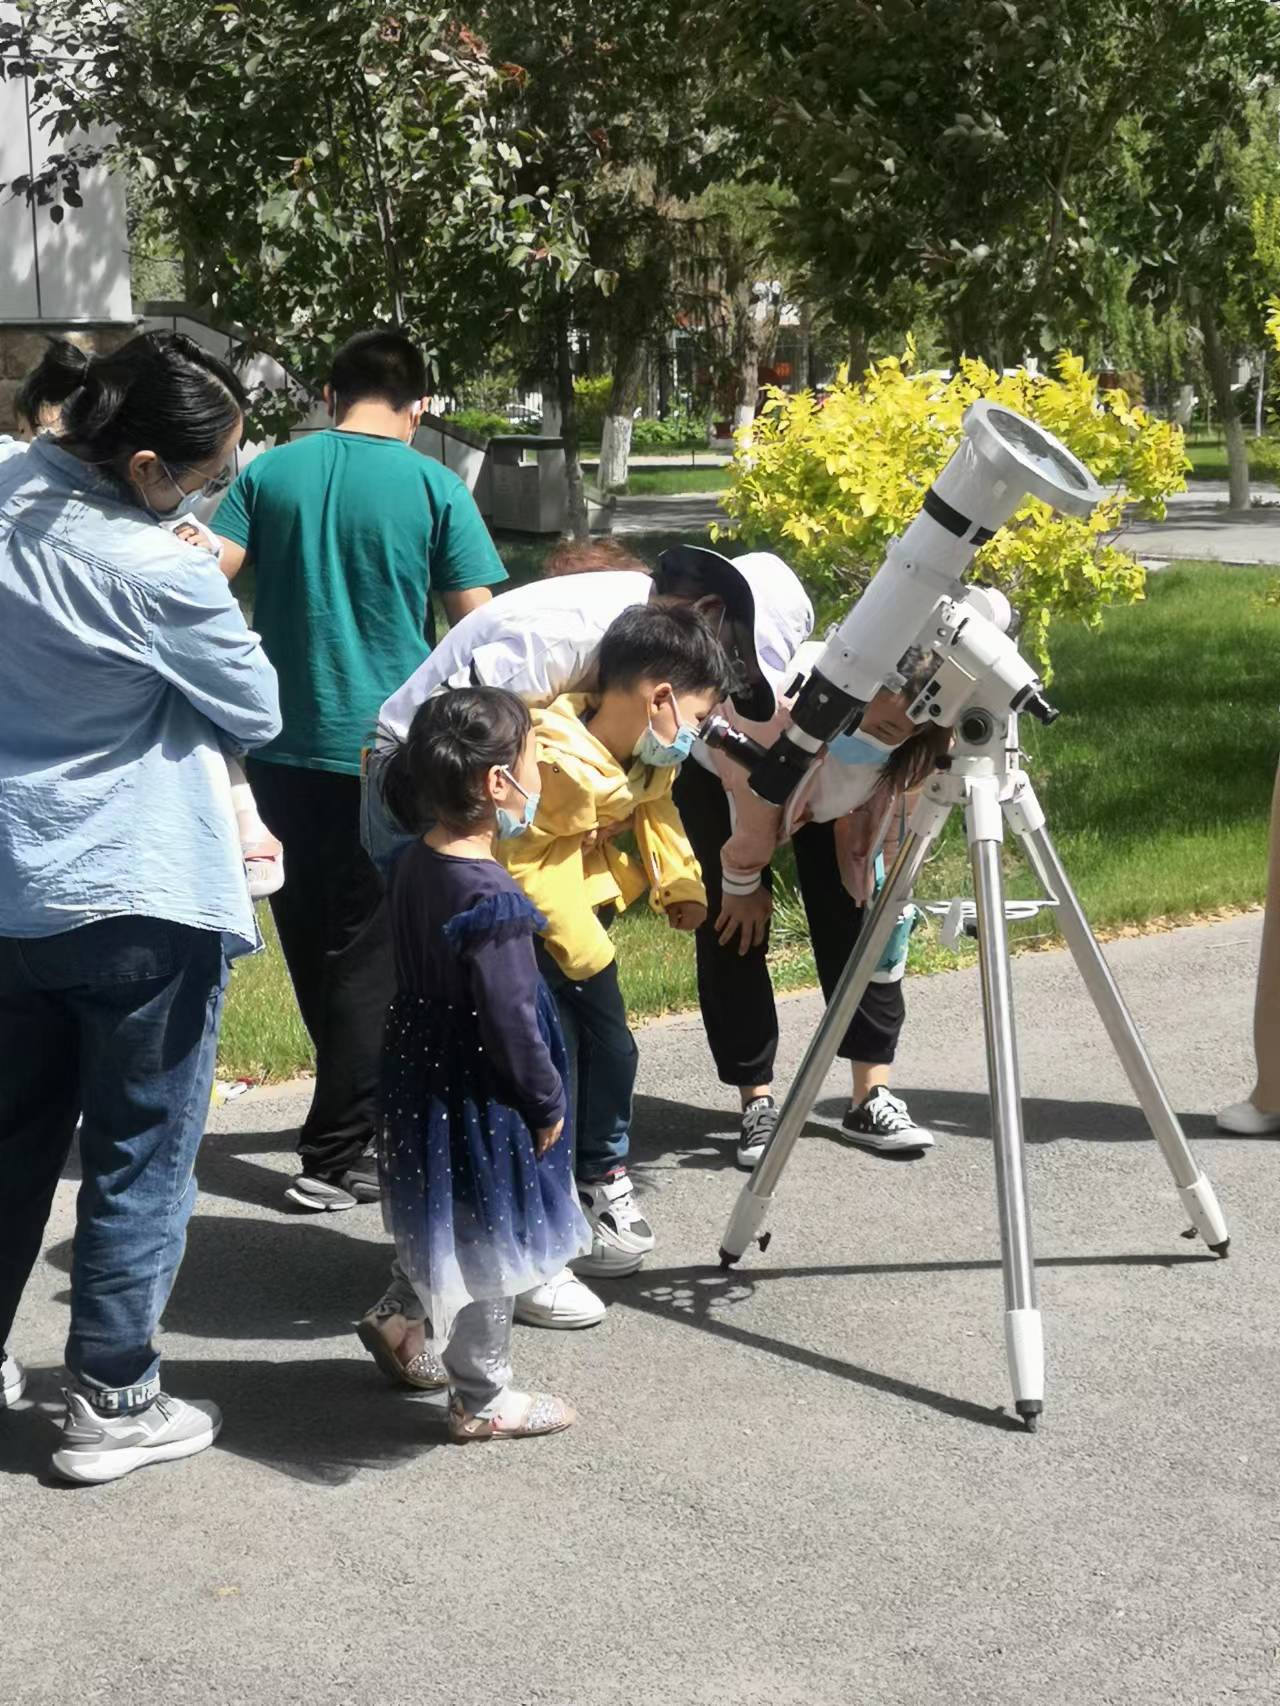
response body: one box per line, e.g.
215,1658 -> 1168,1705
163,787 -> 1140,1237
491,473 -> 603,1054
0,14 -> 132,326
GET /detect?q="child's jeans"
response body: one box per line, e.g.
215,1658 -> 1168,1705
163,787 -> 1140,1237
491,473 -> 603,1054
535,949 -> 637,1181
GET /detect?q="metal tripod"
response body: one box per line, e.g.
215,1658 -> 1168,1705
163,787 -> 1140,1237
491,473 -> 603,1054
717,711 -> 1230,1430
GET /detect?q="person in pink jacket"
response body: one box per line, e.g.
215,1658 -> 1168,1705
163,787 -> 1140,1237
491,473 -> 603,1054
674,643 -> 951,1168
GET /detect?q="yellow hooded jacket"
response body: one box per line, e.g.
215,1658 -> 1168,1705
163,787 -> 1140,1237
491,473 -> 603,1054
499,693 -> 706,980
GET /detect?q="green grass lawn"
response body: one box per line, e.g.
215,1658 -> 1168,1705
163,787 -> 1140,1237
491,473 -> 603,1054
1185,438 -> 1279,482
216,563 -> 1278,1081
621,467 -> 730,497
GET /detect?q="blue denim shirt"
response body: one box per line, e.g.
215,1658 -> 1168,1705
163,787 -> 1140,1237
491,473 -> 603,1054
0,437 -> 281,957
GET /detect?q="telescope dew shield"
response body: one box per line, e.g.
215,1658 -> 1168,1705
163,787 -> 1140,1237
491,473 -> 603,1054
747,402 -> 1102,807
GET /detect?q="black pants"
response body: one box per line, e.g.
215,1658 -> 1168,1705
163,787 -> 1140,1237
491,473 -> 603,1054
673,760 -> 905,1089
248,760 -> 395,1175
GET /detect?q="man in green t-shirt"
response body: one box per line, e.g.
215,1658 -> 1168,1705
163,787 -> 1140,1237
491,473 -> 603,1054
214,329 -> 506,1210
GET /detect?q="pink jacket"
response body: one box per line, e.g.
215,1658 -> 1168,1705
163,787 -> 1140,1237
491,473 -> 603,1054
701,643 -> 909,905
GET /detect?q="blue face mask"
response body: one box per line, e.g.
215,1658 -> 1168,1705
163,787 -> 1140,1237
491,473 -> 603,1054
139,460 -> 216,521
827,728 -> 898,768
636,693 -> 699,768
495,768 -> 539,839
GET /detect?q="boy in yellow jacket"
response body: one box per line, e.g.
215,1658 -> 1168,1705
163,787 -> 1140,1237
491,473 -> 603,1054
500,604 -> 730,1279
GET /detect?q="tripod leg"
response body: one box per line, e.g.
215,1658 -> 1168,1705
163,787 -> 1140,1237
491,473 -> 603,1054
1010,792 -> 1230,1255
718,793 -> 951,1266
968,781 -> 1044,1429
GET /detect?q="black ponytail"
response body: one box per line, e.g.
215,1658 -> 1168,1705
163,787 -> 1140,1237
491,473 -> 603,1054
382,688 -> 532,835
22,330 -> 247,472
14,338 -> 92,431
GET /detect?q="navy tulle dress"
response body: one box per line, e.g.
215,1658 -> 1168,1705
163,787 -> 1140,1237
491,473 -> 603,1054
378,841 -> 590,1335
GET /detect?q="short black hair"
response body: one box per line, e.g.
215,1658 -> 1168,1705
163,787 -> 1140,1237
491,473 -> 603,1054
329,329 -> 428,411
381,687 -> 531,834
596,603 -> 732,698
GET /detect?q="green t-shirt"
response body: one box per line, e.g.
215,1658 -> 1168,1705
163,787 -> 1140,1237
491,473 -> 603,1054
213,429 -> 506,774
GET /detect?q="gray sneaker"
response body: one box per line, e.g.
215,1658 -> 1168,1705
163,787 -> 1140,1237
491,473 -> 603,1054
52,1389 -> 222,1485
284,1148 -> 381,1211
0,1353 -> 26,1407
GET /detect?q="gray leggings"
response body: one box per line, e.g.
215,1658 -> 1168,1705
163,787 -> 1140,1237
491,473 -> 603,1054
384,1259 -> 514,1415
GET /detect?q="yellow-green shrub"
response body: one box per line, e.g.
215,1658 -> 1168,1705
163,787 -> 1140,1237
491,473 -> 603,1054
717,344 -> 1188,673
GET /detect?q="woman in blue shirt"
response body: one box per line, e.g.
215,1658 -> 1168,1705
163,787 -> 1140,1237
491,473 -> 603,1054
0,332 -> 281,1484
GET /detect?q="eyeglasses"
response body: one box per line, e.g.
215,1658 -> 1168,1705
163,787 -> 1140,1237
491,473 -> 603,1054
162,459 -> 234,499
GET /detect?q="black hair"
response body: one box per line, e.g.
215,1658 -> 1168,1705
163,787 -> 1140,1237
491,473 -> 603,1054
20,332 -> 246,474
380,687 -> 532,835
596,602 -> 733,699
880,647 -> 953,792
329,329 -> 428,411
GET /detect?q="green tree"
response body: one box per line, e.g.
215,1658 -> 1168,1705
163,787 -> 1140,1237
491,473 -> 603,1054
716,0 -> 1280,391
1,1 -> 584,412
477,0 -> 729,515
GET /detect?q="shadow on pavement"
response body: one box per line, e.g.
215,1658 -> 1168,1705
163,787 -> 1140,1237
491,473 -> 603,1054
193,1123 -> 302,1212
0,1359 -> 442,1487
811,1090 -> 1258,1148
163,1355 -> 444,1485
616,1262 -> 1023,1433
618,1251 -> 1217,1436
45,1213 -> 392,1342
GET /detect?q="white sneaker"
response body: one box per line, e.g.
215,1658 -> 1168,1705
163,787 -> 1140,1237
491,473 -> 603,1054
514,1269 -> 606,1329
573,1169 -> 654,1277
736,1095 -> 779,1171
52,1389 -> 221,1484
1,1353 -> 26,1407
842,1088 -> 935,1154
1216,1098 -> 1280,1135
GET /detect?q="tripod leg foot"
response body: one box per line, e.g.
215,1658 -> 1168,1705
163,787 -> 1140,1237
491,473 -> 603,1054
1016,1401 -> 1042,1434
1004,1308 -> 1044,1413
1178,1175 -> 1229,1251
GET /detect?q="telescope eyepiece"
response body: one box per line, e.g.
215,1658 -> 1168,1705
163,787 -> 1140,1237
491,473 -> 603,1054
1011,685 -> 1060,726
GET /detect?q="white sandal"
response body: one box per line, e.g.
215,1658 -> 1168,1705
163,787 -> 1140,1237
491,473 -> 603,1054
449,1390 -> 576,1443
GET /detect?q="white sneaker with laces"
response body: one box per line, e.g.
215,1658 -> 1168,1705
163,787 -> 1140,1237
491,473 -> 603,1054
573,1169 -> 654,1277
1216,1098 -> 1280,1135
1,1353 -> 26,1407
52,1389 -> 222,1484
736,1095 -> 779,1171
842,1087 -> 934,1154
514,1269 -> 606,1329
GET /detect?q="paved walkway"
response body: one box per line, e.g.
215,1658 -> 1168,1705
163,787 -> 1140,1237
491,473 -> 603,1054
4,914 -> 1276,1704
611,479 -> 1280,566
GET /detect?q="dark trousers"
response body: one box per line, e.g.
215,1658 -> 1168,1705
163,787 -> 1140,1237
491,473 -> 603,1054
248,760 -> 395,1175
535,946 -> 637,1181
0,917 -> 226,1410
673,760 -> 905,1089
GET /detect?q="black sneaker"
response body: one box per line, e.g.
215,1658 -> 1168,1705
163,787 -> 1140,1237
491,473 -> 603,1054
842,1088 -> 934,1154
736,1096 -> 778,1170
284,1147 -> 381,1211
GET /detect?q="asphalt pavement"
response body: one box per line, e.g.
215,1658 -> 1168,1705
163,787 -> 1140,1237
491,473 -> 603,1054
4,913 -> 1277,1705
612,479 -> 1280,567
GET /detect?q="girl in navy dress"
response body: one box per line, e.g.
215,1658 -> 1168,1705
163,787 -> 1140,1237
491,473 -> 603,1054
371,687 -> 589,1442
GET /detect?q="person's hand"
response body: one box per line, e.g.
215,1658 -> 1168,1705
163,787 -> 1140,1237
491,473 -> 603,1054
535,1117 -> 565,1157
715,888 -> 772,955
581,816 -> 630,856
666,901 -> 707,932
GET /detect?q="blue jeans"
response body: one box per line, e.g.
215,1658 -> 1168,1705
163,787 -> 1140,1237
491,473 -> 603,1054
0,916 -> 227,1413
360,745 -> 416,878
536,948 -> 637,1180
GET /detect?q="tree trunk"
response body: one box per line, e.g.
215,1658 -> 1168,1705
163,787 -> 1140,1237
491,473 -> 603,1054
657,335 -> 673,419
554,307 -> 589,540
1199,298 -> 1250,510
732,305 -> 764,438
598,335 -> 647,492
1256,348 -> 1266,440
